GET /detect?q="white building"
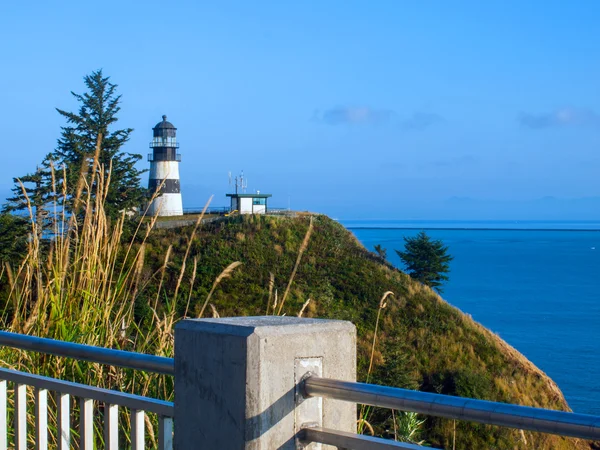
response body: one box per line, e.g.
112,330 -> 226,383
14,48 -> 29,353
226,193 -> 272,214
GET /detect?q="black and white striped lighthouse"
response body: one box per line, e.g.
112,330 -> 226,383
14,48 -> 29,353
147,115 -> 183,216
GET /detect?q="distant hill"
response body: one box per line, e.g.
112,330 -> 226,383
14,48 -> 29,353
143,214 -> 592,449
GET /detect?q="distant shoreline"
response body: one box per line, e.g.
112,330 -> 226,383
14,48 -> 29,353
346,227 -> 600,232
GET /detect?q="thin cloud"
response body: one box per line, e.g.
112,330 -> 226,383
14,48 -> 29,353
519,107 -> 600,129
418,155 -> 477,170
314,107 -> 444,129
399,112 -> 444,130
314,106 -> 394,125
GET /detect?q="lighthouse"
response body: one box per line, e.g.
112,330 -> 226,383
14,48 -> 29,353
147,115 -> 183,216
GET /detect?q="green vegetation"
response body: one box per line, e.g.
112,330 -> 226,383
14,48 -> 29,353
396,230 -> 453,293
136,214 -> 584,449
53,70 -> 146,219
0,212 -> 28,265
394,411 -> 427,445
2,160 -> 56,239
0,193 -> 590,448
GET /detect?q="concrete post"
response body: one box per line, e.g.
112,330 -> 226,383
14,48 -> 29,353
174,316 -> 356,449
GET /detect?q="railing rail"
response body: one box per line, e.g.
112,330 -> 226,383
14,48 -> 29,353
302,376 -> 600,441
183,206 -> 230,215
299,427 -> 426,449
0,331 -> 174,375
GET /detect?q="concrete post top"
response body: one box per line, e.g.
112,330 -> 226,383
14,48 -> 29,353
174,316 -> 357,448
175,316 -> 356,338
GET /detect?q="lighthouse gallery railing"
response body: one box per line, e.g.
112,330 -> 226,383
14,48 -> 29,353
147,153 -> 181,162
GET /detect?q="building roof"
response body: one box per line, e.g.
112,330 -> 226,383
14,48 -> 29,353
226,193 -> 272,198
153,115 -> 177,137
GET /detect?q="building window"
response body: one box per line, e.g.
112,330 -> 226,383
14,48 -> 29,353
253,197 -> 266,205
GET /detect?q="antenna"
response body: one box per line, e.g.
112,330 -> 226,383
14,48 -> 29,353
233,170 -> 248,195
241,170 -> 248,193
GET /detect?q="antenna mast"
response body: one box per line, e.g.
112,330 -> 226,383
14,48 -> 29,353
233,171 -> 248,194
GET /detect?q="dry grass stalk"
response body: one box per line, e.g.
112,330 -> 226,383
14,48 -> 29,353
183,256 -> 198,317
113,180 -> 168,303
272,289 -> 278,314
357,418 -> 375,436
73,133 -> 102,217
173,259 -> 186,305
152,245 -> 173,312
126,242 -> 146,305
277,216 -> 313,315
359,290 -> 394,435
172,196 -> 213,303
198,261 -> 242,318
266,272 -> 275,315
367,291 -> 394,378
209,304 -> 220,318
297,298 -> 311,317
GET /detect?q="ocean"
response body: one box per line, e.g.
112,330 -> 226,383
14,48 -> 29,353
343,220 -> 600,415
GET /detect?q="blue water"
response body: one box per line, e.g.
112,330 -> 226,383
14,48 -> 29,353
344,220 -> 600,415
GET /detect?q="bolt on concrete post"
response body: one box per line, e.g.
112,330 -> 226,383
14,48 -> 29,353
174,316 -> 356,449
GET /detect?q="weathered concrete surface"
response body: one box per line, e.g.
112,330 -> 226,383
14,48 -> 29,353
174,316 -> 356,449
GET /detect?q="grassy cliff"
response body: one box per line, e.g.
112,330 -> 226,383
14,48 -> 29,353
140,214 -> 590,450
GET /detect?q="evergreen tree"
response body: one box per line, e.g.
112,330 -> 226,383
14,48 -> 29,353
0,212 -> 28,265
52,70 -> 146,219
374,244 -> 387,260
2,155 -> 56,239
395,231 -> 453,293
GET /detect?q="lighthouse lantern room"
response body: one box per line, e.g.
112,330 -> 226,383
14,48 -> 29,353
147,115 -> 183,216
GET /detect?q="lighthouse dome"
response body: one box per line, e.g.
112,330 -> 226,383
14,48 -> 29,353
153,115 -> 177,138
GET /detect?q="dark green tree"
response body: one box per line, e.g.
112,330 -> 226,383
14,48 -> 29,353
2,155 -> 56,240
0,212 -> 29,265
52,70 -> 146,219
374,244 -> 387,260
395,231 -> 452,293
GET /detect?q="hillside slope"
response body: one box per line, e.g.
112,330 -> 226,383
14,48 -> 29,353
142,214 -> 591,449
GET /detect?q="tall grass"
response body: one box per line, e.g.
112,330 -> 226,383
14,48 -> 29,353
0,155 -> 204,447
277,216 -> 313,315
358,291 -> 393,435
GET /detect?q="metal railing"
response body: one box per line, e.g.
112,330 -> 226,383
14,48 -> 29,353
183,206 -> 230,215
149,141 -> 179,149
267,208 -> 297,217
0,331 -> 174,375
147,153 -> 181,162
299,427 -> 424,449
0,332 -> 174,449
300,376 -> 600,447
3,323 -> 600,449
181,206 -> 296,217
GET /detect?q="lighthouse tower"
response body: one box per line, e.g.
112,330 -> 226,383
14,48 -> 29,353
147,115 -> 183,216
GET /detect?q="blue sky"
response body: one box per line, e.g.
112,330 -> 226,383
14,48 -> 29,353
1,1 -> 600,219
